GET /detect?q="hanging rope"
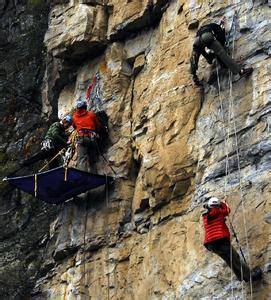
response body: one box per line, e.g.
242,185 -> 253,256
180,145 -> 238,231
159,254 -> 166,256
228,68 -> 253,297
94,140 -> 117,176
217,61 -> 250,299
82,193 -> 89,297
215,62 -> 235,299
216,14 -> 248,297
34,173 -> 38,198
227,9 -> 253,297
105,174 -> 111,300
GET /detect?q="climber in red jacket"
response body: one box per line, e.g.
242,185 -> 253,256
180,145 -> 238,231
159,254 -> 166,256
72,100 -> 101,172
202,197 -> 263,282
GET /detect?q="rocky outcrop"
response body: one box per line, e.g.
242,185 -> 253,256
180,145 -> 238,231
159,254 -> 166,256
1,0 -> 270,299
107,0 -> 169,40
44,2 -> 108,60
0,1 -> 60,298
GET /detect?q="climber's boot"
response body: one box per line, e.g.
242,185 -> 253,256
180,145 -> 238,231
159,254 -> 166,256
251,266 -> 263,282
239,67 -> 253,78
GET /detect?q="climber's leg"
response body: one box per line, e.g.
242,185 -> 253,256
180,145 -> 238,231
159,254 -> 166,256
205,238 -> 250,281
202,34 -> 241,74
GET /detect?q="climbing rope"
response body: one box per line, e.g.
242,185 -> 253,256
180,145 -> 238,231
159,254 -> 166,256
215,8 -> 253,297
215,62 -> 235,299
228,68 -> 253,298
228,9 -> 254,296
82,193 -> 89,296
95,139 -> 117,176
105,174 -> 110,300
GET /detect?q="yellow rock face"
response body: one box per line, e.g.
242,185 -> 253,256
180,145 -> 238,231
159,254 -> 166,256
36,0 -> 270,299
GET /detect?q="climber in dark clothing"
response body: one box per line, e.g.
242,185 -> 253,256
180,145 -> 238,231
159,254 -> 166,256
202,197 -> 263,282
190,20 -> 253,85
21,115 -> 72,169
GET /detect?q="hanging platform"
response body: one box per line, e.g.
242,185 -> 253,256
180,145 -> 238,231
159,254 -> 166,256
4,167 -> 114,204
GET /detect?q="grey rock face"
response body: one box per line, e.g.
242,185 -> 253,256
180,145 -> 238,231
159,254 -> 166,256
0,0 -> 270,299
0,1 -> 59,298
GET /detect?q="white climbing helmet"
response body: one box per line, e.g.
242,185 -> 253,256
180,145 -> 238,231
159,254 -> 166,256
207,197 -> 221,208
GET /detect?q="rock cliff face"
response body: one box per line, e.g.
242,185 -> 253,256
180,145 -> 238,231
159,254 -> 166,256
1,0 -> 270,299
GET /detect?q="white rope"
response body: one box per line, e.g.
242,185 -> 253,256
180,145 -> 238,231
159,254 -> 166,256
228,12 -> 253,298
228,69 -> 253,298
216,63 -> 234,299
82,196 -> 89,295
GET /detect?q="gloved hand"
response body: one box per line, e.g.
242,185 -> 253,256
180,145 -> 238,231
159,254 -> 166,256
41,139 -> 54,151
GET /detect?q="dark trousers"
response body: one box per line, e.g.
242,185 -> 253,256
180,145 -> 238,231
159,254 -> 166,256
76,136 -> 97,172
205,238 -> 251,282
22,149 -> 60,169
195,32 -> 241,74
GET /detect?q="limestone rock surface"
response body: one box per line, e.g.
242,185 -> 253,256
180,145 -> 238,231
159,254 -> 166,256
44,3 -> 107,59
0,0 -> 270,299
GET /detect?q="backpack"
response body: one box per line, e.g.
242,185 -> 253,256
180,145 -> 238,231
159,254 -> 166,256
96,110 -> 109,150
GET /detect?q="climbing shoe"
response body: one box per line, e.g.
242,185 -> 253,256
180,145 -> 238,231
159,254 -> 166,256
251,266 -> 263,282
239,67 -> 253,78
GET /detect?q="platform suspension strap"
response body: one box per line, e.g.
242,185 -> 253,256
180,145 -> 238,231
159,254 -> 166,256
63,131 -> 77,168
34,173 -> 38,198
38,148 -> 66,173
63,130 -> 78,181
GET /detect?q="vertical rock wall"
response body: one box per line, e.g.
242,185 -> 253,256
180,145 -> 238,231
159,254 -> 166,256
0,0 -> 59,298
1,0 -> 270,299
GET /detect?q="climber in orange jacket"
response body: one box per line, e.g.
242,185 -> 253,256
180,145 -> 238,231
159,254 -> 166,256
72,100 -> 101,172
202,197 -> 263,282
